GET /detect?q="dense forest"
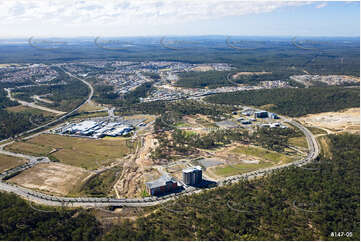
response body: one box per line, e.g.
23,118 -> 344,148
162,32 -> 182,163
93,82 -> 155,106
176,71 -> 233,89
0,110 -> 52,140
0,133 -> 358,240
105,133 -> 360,240
0,89 -> 52,140
232,71 -> 299,86
0,193 -> 101,240
112,99 -> 233,118
0,37 -> 359,77
12,80 -> 89,112
0,88 -> 17,108
175,70 -> 306,89
205,87 -> 360,117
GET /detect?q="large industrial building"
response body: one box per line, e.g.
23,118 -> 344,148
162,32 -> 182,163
269,113 -> 279,119
254,111 -> 269,118
254,111 -> 279,119
59,120 -> 134,138
145,175 -> 179,196
183,166 -> 202,185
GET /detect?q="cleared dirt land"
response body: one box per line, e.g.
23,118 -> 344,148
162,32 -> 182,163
9,162 -> 92,196
114,133 -> 159,198
6,134 -> 136,170
190,65 -> 214,72
232,71 -> 271,79
297,108 -> 360,134
0,154 -> 26,172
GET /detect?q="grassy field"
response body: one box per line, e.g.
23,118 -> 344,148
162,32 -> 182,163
6,105 -> 55,117
175,122 -> 190,128
0,154 -> 26,172
212,144 -> 293,177
70,111 -> 108,120
7,134 -> 136,170
183,130 -> 197,136
214,162 -> 273,177
317,136 -> 332,159
101,136 -> 130,141
288,136 -> 309,149
231,145 -> 292,163
77,166 -> 122,197
305,126 -> 328,135
77,102 -> 105,112
123,114 -> 157,122
6,142 -> 53,156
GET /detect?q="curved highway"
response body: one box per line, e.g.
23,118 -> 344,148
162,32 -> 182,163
7,66 -> 94,139
0,68 -> 320,208
0,112 -> 320,208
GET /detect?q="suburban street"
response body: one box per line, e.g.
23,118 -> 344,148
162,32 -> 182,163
2,66 -> 94,140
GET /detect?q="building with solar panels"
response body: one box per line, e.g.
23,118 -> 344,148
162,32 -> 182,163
182,166 -> 202,185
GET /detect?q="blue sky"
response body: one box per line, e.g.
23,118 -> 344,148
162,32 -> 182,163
0,1 -> 359,38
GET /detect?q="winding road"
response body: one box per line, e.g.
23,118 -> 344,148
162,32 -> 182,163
0,68 -> 320,208
3,66 -> 94,139
0,114 -> 320,208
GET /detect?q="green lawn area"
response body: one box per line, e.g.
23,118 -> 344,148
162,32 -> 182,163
175,122 -> 190,128
288,136 -> 309,149
70,111 -> 108,120
6,134 -> 136,170
6,105 -> 55,117
212,144 -> 294,177
231,145 -> 292,163
214,162 -> 273,177
305,126 -> 328,135
6,142 -> 53,156
183,130 -> 197,136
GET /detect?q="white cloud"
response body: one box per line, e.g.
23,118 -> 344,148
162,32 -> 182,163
315,2 -> 327,9
0,0 -> 311,25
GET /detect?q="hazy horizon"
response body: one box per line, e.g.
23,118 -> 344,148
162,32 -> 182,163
0,1 -> 359,38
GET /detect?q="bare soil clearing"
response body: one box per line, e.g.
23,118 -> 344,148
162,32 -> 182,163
114,126 -> 159,198
9,162 -> 92,196
190,65 -> 214,72
232,71 -> 271,79
297,108 -> 360,134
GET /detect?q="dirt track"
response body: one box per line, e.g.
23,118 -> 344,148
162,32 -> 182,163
113,128 -> 159,198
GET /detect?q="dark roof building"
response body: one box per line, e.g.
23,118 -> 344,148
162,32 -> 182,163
145,175 -> 178,196
254,111 -> 269,118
